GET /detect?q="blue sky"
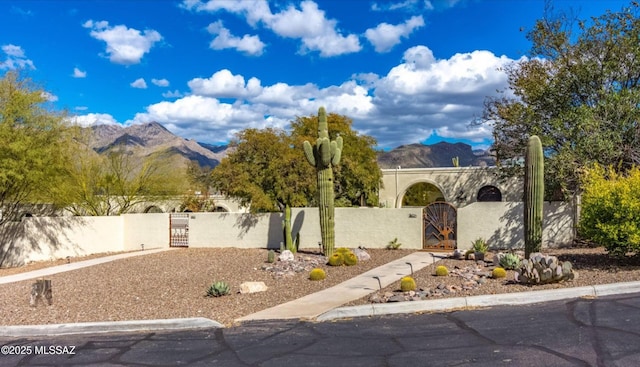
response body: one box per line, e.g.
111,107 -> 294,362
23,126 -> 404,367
0,0 -> 631,150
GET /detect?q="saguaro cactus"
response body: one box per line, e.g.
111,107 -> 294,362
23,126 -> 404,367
303,107 -> 343,257
524,135 -> 544,259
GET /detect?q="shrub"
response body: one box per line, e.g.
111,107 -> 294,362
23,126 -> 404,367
400,276 -> 416,291
499,253 -> 521,270
387,238 -> 402,250
327,253 -> 344,266
580,164 -> 640,256
309,268 -> 326,281
492,267 -> 507,278
206,281 -> 230,297
343,252 -> 358,266
435,265 -> 449,276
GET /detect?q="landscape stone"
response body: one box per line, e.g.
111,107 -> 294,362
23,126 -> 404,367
278,250 -> 294,262
354,248 -> 371,262
239,282 -> 268,294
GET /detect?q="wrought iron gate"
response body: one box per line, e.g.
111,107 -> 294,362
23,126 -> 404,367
423,202 -> 457,251
169,213 -> 189,247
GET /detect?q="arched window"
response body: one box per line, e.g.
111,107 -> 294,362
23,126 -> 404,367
477,186 -> 502,202
144,206 -> 163,213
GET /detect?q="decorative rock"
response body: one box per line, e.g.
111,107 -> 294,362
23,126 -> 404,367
452,249 -> 463,260
239,282 -> 268,294
354,248 -> 371,262
278,250 -> 294,262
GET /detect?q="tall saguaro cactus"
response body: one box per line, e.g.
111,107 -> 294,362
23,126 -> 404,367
524,135 -> 544,259
303,107 -> 343,257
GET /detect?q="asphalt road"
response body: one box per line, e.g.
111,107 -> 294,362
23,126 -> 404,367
2,292 -> 640,366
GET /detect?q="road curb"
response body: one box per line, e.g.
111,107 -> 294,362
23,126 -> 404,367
0,317 -> 223,337
316,281 -> 640,322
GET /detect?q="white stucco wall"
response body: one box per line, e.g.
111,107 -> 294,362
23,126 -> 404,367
122,213 -> 170,251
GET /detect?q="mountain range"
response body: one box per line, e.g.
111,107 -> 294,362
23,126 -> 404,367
85,121 -> 494,170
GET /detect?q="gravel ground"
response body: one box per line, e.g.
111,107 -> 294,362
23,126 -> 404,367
0,248 -> 414,327
345,246 -> 640,306
1,246 -> 639,327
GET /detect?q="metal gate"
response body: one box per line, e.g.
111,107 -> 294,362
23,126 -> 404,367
423,202 -> 457,251
169,213 -> 189,247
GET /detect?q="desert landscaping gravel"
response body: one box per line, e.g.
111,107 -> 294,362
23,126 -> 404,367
1,246 -> 639,327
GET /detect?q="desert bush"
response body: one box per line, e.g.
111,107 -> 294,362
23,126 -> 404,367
580,164 -> 640,256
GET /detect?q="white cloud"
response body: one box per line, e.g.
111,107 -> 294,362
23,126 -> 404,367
371,0 -> 422,12
75,106 -> 89,111
70,113 -> 119,127
162,90 -> 184,98
83,20 -> 162,65
0,44 -> 35,70
72,67 -> 87,78
41,91 -> 58,102
130,78 -> 147,88
151,78 -> 169,87
188,69 -> 262,98
183,0 -> 361,57
207,21 -> 266,56
365,15 -> 424,52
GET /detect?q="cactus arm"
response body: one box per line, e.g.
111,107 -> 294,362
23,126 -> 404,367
331,147 -> 341,166
319,138 -> 331,166
303,140 -> 315,166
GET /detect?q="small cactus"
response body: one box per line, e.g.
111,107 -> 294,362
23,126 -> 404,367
327,253 -> 344,266
206,281 -> 230,297
498,253 -> 521,270
435,265 -> 449,276
309,268 -> 326,281
343,252 -> 358,266
267,250 -> 275,263
400,276 -> 417,291
336,247 -> 351,255
492,267 -> 507,278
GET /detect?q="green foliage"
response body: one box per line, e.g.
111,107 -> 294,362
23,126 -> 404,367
267,250 -> 275,263
435,265 -> 449,276
309,268 -> 326,281
482,3 -> 640,199
471,238 -> 488,254
400,276 -> 417,292
206,281 -> 230,297
343,252 -> 358,266
402,182 -> 444,207
499,253 -> 521,270
492,267 -> 507,279
0,71 -> 75,224
579,164 -> 640,256
327,253 -> 344,266
524,135 -> 544,259
386,238 -> 402,250
291,110 -> 382,207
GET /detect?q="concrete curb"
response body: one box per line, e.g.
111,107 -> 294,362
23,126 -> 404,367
0,317 -> 223,337
316,281 -> 640,322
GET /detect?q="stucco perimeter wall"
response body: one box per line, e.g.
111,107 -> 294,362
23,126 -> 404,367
457,201 -> 575,250
122,213 -> 171,251
186,208 -> 423,249
0,216 -> 124,267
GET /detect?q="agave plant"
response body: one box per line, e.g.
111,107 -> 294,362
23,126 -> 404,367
206,281 -> 230,297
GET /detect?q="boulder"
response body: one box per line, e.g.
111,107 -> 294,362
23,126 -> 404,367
239,282 -> 268,294
354,248 -> 371,262
278,250 -> 294,262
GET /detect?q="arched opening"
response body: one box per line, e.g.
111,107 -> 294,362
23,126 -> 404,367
477,185 -> 502,202
402,182 -> 445,207
213,206 -> 229,212
144,205 -> 164,213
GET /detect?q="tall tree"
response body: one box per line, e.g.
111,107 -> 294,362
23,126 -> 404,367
291,112 -> 382,206
481,2 -> 640,198
0,71 -> 75,224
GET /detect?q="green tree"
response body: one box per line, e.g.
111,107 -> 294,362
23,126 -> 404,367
481,2 -> 640,198
291,112 -> 382,206
61,144 -> 187,216
180,162 -> 216,212
0,71 -> 75,224
402,183 -> 444,207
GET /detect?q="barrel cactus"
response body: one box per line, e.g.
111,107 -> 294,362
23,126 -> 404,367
492,267 -> 507,279
343,252 -> 358,266
327,253 -> 344,266
303,107 -> 343,257
524,135 -> 544,259
400,276 -> 417,292
435,265 -> 449,276
309,268 -> 326,281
